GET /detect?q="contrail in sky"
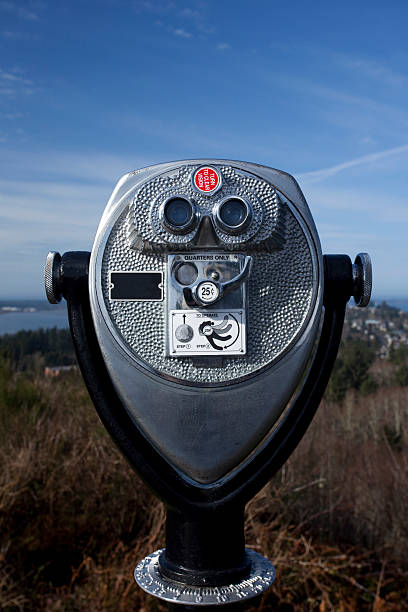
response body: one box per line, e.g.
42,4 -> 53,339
298,144 -> 408,183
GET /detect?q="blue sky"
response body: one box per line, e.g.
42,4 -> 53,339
0,0 -> 407,299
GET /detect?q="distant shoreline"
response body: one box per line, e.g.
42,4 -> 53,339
2,299 -> 407,311
0,298 -> 407,337
0,300 -> 67,315
0,309 -> 68,336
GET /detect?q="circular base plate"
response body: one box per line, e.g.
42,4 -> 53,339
134,548 -> 276,606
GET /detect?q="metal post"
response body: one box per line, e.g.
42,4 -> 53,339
135,506 -> 276,608
161,508 -> 261,610
161,507 -> 248,587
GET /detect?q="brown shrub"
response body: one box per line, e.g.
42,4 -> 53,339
278,386 -> 408,562
1,366 -> 407,610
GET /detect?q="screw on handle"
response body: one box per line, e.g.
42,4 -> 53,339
352,252 -> 372,307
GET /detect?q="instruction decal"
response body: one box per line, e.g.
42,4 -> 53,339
169,310 -> 245,356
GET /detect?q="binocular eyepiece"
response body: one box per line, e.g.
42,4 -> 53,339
45,159 -> 371,608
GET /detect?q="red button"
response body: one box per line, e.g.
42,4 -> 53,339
193,167 -> 220,193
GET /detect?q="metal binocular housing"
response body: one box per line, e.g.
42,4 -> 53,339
45,159 -> 371,608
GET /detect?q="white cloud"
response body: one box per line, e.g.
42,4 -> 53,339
178,4 -> 214,35
0,180 -> 109,225
2,30 -> 31,39
173,28 -> 192,39
0,87 -> 16,96
0,69 -> 32,85
134,1 -> 214,35
0,69 -> 35,98
1,111 -> 24,119
0,1 -> 14,11
297,183 -> 408,297
1,71 -> 19,81
0,150 -> 151,185
359,136 -> 376,146
216,43 -> 230,51
0,1 -> 40,20
298,144 -> 408,184
179,7 -> 200,19
335,55 -> 408,88
0,148 -> 156,297
268,69 -> 408,142
0,180 -> 106,298
300,183 -> 408,227
17,6 -> 38,20
297,81 -> 406,118
132,1 -> 176,15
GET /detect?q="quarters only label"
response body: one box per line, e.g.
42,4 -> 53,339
169,310 -> 246,356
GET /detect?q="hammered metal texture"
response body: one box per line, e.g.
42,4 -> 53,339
101,167 -> 314,384
134,548 -> 276,605
127,165 -> 285,250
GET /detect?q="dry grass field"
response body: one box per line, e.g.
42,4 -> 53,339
1,355 -> 408,610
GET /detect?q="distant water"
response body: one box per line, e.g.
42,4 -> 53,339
0,298 -> 406,336
0,310 -> 69,335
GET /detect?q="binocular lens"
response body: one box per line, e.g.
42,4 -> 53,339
164,198 -> 194,228
215,197 -> 252,234
219,199 -> 247,227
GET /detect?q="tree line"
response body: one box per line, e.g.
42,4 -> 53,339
0,326 -> 407,395
0,327 -> 76,371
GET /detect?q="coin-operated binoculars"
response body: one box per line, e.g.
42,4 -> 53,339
45,160 -> 371,609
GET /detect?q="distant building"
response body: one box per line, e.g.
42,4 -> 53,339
44,365 -> 77,377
